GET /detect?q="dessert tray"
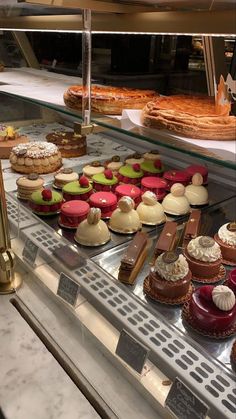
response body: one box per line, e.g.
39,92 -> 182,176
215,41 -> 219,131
92,198 -> 236,377
10,161 -> 236,376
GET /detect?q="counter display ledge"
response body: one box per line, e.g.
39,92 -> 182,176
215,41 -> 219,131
6,192 -> 236,419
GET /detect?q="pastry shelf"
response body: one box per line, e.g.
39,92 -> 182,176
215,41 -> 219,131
1,89 -> 236,171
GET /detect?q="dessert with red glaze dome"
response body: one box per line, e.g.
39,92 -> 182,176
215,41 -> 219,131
58,200 -> 90,229
89,191 -> 117,219
92,169 -> 118,192
30,188 -> 62,215
141,176 -> 167,201
230,340 -> 236,372
227,268 -> 236,294
185,236 -> 224,282
163,170 -> 190,191
144,251 -> 192,304
115,184 -> 141,207
184,285 -> 236,336
214,222 -> 236,265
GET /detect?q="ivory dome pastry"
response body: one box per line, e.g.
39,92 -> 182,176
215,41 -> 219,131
75,207 -> 110,246
109,196 -> 141,234
136,191 -> 166,225
162,183 -> 190,216
185,173 -> 209,206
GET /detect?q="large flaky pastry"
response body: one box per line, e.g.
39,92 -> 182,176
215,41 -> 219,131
141,95 -> 236,140
212,285 -> 235,311
64,85 -> 158,115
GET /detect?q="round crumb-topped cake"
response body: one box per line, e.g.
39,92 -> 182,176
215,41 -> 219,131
10,142 -> 62,174
185,236 -> 222,281
214,222 -> 236,265
188,285 -> 236,333
146,251 -> 192,301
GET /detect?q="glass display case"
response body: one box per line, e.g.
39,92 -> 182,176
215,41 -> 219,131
0,2 -> 236,418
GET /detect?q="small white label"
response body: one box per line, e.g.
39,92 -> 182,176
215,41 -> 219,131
57,272 -> 80,307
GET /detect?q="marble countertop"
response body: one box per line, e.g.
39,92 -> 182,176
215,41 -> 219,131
0,289 -> 100,419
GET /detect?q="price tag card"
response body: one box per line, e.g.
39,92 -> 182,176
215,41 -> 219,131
115,329 -> 149,374
22,238 -> 38,267
53,245 -> 85,270
165,377 -> 208,419
57,272 -> 80,307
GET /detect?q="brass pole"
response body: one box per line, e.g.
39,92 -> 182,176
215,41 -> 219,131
0,160 -> 22,294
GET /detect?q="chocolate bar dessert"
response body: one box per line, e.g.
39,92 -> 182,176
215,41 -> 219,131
183,210 -> 201,246
118,231 -> 148,285
154,221 -> 177,257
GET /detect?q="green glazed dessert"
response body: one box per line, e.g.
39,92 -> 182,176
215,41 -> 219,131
93,169 -> 118,192
62,176 -> 93,201
141,159 -> 164,177
118,163 -> 143,185
30,189 -> 62,215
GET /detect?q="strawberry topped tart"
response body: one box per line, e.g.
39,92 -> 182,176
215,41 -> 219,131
30,189 -> 62,216
92,169 -> 118,192
62,176 -> 93,201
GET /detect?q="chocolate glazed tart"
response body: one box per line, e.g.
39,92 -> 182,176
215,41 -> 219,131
148,269 -> 192,299
214,234 -> 236,265
184,251 -> 222,279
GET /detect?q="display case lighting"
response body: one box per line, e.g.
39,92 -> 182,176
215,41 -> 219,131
0,28 -> 236,37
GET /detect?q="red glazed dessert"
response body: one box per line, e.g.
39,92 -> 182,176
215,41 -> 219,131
185,236 -> 222,281
227,269 -> 236,294
188,285 -> 236,333
58,200 -> 90,229
145,251 -> 192,302
62,176 -> 93,202
141,176 -> 167,201
92,169 -> 118,193
214,222 -> 236,265
30,189 -> 62,216
185,164 -> 208,185
115,184 -> 141,207
231,340 -> 236,372
163,170 -> 191,191
118,163 -> 143,185
89,191 -> 117,219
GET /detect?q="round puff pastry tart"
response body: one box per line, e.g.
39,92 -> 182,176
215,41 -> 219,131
142,95 -> 236,141
64,84 -> 159,115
